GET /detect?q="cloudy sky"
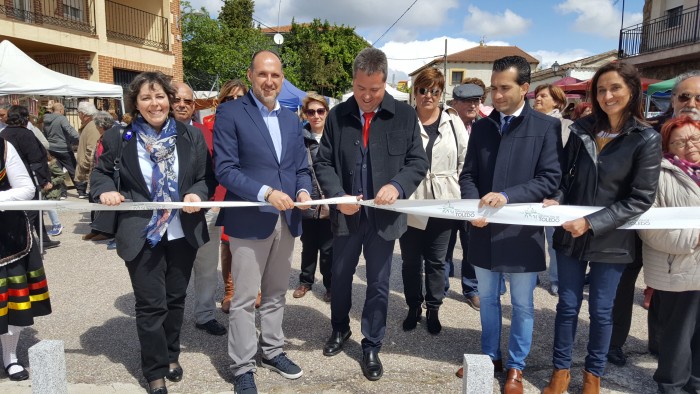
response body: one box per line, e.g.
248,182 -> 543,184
187,0 -> 643,82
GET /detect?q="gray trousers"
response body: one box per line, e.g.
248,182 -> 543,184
228,214 -> 294,376
192,209 -> 220,325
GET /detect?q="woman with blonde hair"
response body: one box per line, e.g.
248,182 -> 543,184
293,92 -> 333,301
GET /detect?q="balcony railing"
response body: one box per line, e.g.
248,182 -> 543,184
0,0 -> 96,35
105,1 -> 169,51
619,5 -> 700,58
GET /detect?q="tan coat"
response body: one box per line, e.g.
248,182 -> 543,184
75,120 -> 101,183
407,105 -> 468,229
639,158 -> 700,292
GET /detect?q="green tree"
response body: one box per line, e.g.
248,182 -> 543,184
280,19 -> 369,97
181,1 -> 270,90
219,0 -> 255,30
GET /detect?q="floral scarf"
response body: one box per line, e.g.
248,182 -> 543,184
132,114 -> 179,246
665,152 -> 700,186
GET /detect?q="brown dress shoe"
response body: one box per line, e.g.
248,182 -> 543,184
503,368 -> 523,394
82,232 -> 97,241
582,369 -> 600,394
543,369 -> 570,394
465,295 -> 481,311
220,244 -> 234,313
293,285 -> 310,298
456,359 -> 503,378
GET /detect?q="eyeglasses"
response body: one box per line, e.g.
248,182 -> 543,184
304,108 -> 327,117
174,97 -> 194,106
454,97 -> 480,104
676,93 -> 700,104
418,87 -> 441,96
669,133 -> 700,149
220,95 -> 244,104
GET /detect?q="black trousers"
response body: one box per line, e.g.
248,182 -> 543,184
609,253 -> 643,348
49,149 -> 86,195
299,219 -> 333,290
399,217 -> 453,310
330,212 -> 394,352
653,289 -> 700,394
445,221 -> 478,297
125,237 -> 196,382
26,210 -> 50,240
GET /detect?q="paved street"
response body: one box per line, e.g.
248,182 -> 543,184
0,197 -> 659,393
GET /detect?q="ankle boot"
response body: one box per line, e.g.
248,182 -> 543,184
426,309 -> 442,334
543,369 -> 570,394
582,369 -> 600,394
402,306 -> 422,331
220,244 -> 234,313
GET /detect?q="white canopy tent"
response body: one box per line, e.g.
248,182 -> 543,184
342,84 -> 409,102
0,40 -> 123,98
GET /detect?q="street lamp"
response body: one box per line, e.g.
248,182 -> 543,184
552,61 -> 561,77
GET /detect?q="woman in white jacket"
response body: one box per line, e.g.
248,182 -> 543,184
638,116 -> 700,394
399,68 -> 468,334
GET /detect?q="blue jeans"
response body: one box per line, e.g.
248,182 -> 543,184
552,252 -> 626,376
46,210 -> 60,226
546,227 -> 558,285
474,266 -> 537,370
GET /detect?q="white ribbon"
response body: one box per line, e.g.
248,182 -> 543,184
1,198 -> 698,229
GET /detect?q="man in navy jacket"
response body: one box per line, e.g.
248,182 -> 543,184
214,50 -> 312,394
458,56 -> 562,394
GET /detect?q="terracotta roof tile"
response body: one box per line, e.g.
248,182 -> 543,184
410,45 -> 539,76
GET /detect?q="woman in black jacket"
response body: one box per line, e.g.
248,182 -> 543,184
542,62 -> 662,394
292,93 -> 333,302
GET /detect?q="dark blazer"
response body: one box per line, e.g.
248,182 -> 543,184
213,92 -> 312,240
314,93 -> 429,241
552,116 -> 661,264
90,120 -> 215,262
459,102 -> 562,273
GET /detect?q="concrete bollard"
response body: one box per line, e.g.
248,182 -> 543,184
28,340 -> 67,394
462,354 -> 493,394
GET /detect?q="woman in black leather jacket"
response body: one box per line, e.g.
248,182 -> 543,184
541,62 -> 662,394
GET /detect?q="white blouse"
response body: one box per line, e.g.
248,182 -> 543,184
0,141 -> 36,202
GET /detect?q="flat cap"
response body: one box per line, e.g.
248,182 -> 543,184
452,83 -> 483,100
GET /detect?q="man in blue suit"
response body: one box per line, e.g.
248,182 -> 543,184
213,50 -> 312,394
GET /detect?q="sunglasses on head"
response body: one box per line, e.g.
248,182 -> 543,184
418,87 -> 441,96
304,108 -> 327,117
221,94 -> 244,104
174,97 -> 194,105
676,92 -> 700,104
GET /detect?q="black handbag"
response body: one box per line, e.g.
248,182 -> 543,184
91,127 -> 128,235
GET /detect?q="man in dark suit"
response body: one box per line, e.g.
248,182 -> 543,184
213,50 -> 312,394
314,47 -> 429,381
457,56 -> 562,394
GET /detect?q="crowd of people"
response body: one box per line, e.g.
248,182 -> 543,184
0,47 -> 698,394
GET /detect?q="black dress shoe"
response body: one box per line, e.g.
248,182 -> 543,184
148,378 -> 168,394
361,349 -> 383,381
4,362 -> 29,381
323,329 -> 351,356
402,306 -> 422,331
195,319 -> 227,336
165,363 -> 183,382
426,309 -> 442,335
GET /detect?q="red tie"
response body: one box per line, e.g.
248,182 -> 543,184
363,111 -> 375,148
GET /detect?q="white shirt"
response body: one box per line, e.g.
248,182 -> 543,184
0,142 -> 36,202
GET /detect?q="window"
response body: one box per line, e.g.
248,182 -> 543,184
63,0 -> 83,21
667,6 -> 683,29
451,70 -> 464,86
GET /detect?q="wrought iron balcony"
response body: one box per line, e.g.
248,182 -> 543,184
0,0 -> 96,35
105,1 -> 169,52
619,5 -> 700,58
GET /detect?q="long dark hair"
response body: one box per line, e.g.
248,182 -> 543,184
590,62 -> 645,133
